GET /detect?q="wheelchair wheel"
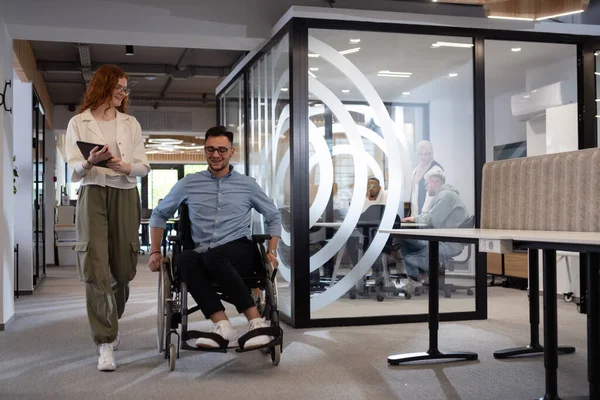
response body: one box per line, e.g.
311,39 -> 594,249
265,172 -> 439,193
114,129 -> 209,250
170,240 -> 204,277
168,343 -> 176,371
157,261 -> 171,353
270,345 -> 281,366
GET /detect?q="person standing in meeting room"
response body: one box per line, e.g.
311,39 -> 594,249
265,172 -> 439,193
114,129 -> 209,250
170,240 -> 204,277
409,140 -> 443,217
65,64 -> 151,372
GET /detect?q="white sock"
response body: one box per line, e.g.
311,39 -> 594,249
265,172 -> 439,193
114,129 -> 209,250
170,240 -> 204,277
216,319 -> 232,328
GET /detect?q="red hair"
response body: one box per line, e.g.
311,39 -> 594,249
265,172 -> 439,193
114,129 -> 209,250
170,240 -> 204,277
78,64 -> 129,114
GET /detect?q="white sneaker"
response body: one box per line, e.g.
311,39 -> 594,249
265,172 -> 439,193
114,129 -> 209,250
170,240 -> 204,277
195,320 -> 238,349
97,344 -> 116,372
112,332 -> 120,351
244,318 -> 271,349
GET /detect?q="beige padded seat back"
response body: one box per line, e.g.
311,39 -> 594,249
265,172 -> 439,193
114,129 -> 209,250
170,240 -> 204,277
481,148 -> 600,232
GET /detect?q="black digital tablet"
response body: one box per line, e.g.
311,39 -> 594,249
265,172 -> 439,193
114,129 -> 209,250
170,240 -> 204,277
76,141 -> 110,168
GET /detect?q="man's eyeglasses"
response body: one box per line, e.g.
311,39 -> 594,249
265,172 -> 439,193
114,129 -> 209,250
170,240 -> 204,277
367,183 -> 379,189
205,147 -> 231,155
115,85 -> 131,96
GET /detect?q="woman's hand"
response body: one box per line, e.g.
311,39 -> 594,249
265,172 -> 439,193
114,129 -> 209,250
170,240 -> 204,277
106,157 -> 132,174
88,145 -> 112,165
402,216 -> 415,223
266,252 -> 279,268
148,252 -> 163,272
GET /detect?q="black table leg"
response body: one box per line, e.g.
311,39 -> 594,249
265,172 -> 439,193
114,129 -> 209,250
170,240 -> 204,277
587,253 -> 599,399
388,241 -> 478,365
494,250 -> 575,359
539,249 -> 561,400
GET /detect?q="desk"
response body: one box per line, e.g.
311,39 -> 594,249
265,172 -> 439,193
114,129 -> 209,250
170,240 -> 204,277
381,228 -> 600,400
312,222 -> 427,290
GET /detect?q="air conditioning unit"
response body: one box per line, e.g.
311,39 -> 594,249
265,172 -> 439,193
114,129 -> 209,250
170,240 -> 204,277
511,80 -> 576,121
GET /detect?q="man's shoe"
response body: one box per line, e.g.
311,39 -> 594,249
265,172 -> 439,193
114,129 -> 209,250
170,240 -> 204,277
195,320 -> 238,349
243,318 -> 271,349
97,344 -> 116,372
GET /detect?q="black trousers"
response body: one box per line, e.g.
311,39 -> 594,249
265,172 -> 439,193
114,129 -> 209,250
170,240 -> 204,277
177,238 -> 256,319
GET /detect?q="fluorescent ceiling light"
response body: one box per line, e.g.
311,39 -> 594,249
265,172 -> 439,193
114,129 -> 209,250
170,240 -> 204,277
377,73 -> 410,78
308,70 -> 317,79
448,73 -> 458,78
402,92 -> 410,96
349,38 -> 361,44
378,70 -> 412,76
157,146 -> 176,152
280,88 -> 288,92
339,47 -> 360,55
309,67 -> 319,71
431,41 -> 473,48
145,76 -> 157,81
308,53 -> 320,58
311,102 -> 322,107
595,52 -> 599,56
536,10 -> 584,21
595,72 -> 600,76
488,15 -> 534,22
341,89 -> 350,93
596,99 -> 600,102
148,138 -> 183,144
511,48 -> 522,52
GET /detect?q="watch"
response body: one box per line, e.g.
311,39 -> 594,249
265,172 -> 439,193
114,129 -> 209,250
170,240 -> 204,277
267,249 -> 277,257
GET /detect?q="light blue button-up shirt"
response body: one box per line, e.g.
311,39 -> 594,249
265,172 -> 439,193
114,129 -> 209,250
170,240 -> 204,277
149,167 -> 282,253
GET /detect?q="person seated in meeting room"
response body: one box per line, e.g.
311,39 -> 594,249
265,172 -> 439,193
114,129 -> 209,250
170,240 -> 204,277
363,177 -> 387,213
409,140 -> 443,217
397,167 -> 467,295
148,126 -> 282,349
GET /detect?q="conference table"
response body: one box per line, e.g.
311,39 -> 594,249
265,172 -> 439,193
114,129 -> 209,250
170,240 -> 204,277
380,228 -> 600,400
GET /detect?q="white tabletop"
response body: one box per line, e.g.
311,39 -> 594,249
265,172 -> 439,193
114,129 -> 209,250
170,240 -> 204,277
379,228 -> 600,246
314,222 -> 427,228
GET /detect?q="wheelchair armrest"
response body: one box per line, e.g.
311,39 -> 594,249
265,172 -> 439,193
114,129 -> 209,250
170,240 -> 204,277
168,235 -> 182,243
252,234 -> 272,243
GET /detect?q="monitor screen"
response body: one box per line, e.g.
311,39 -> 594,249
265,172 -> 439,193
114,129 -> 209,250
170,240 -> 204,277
494,141 -> 527,161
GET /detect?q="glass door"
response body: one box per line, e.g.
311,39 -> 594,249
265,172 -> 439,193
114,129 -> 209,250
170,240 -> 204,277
32,91 -> 46,286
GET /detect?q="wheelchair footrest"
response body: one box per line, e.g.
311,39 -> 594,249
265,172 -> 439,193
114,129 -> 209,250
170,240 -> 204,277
182,330 -> 229,353
236,327 -> 283,353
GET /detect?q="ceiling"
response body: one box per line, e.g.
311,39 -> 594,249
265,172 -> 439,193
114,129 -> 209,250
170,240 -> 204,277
306,29 -> 575,102
30,41 -> 247,109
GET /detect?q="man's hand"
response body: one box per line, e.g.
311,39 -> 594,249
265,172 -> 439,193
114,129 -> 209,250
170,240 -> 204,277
106,157 -> 132,174
402,216 -> 415,223
266,252 -> 279,268
148,252 -> 163,272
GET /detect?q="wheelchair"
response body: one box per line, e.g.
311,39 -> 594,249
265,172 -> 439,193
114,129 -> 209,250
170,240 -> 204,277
156,204 -> 283,371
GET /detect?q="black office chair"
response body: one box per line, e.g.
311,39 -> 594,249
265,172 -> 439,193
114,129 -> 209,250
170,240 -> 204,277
157,203 -> 283,371
348,205 -> 404,302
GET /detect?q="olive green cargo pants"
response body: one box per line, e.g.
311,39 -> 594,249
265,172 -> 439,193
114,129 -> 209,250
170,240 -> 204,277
75,185 -> 141,345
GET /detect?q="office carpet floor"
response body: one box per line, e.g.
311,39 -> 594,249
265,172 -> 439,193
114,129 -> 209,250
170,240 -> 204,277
0,257 -> 590,400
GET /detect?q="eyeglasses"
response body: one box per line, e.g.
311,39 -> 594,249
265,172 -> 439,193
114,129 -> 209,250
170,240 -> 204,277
367,183 -> 379,189
115,85 -> 131,96
205,146 -> 231,155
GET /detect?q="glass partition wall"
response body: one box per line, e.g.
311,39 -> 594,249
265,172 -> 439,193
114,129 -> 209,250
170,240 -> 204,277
217,18 -> 597,328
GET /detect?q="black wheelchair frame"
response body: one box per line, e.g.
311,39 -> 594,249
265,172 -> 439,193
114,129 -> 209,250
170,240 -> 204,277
157,204 -> 283,371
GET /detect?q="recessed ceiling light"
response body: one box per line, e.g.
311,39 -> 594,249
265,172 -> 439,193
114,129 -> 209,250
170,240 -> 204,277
431,41 -> 474,48
281,88 -> 288,92
309,67 -> 319,71
308,53 -> 320,58
145,76 -> 157,81
595,52 -> 599,56
125,45 -> 134,56
308,71 -> 317,79
349,38 -> 361,44
448,73 -> 458,78
536,9 -> 584,21
378,73 -> 411,78
339,47 -> 360,55
402,92 -> 410,96
511,48 -> 522,52
341,89 -> 350,93
595,72 -> 600,76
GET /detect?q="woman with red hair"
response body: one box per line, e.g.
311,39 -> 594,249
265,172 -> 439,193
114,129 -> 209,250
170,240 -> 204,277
65,64 -> 150,372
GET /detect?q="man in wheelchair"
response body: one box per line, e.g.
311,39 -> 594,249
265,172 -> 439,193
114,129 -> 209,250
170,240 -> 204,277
148,126 -> 281,351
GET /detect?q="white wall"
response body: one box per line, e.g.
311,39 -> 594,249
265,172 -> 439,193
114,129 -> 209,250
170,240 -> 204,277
12,75 -> 33,293
0,6 -> 16,327
485,93 -> 527,162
